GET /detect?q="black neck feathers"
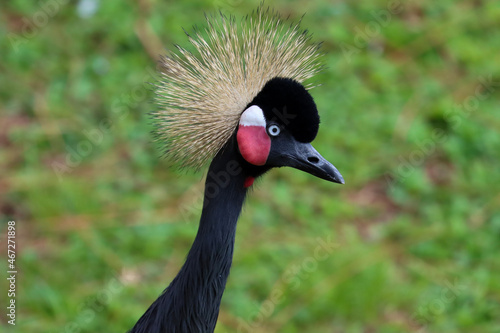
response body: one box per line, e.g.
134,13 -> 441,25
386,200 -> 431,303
130,137 -> 250,333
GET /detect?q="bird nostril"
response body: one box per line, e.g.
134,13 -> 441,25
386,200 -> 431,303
307,156 -> 319,164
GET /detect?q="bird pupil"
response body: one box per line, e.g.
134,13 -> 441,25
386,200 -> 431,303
269,125 -> 280,136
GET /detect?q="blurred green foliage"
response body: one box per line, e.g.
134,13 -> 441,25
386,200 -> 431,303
1,0 -> 500,332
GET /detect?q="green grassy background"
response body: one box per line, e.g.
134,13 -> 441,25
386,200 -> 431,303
1,0 -> 500,332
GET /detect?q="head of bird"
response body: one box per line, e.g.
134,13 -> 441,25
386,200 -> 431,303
235,77 -> 344,186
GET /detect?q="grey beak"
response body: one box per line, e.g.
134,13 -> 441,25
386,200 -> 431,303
283,141 -> 344,184
266,133 -> 344,184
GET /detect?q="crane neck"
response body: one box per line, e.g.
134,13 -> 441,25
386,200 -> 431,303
198,139 -> 249,236
172,137 -> 251,331
130,137 -> 252,333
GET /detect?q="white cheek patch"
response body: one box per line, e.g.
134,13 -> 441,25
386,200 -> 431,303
239,105 -> 266,127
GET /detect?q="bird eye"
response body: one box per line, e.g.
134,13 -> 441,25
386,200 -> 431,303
267,124 -> 281,137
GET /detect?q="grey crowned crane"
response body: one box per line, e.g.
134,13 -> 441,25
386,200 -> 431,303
130,6 -> 344,333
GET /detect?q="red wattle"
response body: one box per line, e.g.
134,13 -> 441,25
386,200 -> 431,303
244,177 -> 255,188
236,125 -> 271,166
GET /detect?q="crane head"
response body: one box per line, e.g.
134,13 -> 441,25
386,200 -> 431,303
236,77 -> 344,184
153,6 -> 343,185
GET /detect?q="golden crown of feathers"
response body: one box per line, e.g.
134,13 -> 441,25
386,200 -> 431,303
152,5 -> 324,170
